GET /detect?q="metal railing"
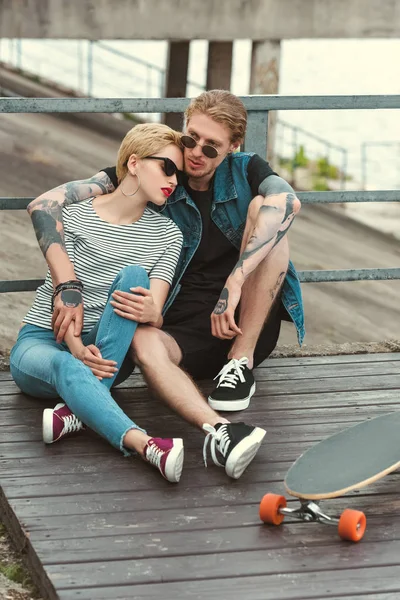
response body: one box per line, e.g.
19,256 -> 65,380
275,120 -> 348,188
0,38 -> 204,99
0,38 -> 350,184
0,94 -> 399,294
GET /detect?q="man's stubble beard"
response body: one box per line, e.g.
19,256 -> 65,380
185,163 -> 216,181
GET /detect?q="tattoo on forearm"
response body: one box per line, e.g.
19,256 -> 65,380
64,175 -> 114,206
274,192 -> 296,246
28,174 -> 115,258
31,209 -> 66,257
60,290 -> 82,308
231,192 -> 298,281
234,204 -> 279,272
270,271 -> 286,301
213,287 -> 229,315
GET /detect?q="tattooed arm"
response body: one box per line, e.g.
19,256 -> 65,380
212,181 -> 300,337
229,191 -> 300,286
27,172 -> 115,280
28,172 -> 115,341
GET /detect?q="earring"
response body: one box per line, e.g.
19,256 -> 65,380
120,173 -> 141,197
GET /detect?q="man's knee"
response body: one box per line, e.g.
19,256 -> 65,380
131,326 -> 181,366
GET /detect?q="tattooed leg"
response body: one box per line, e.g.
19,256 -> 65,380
221,194 -> 292,367
229,238 -> 289,368
131,326 -> 229,429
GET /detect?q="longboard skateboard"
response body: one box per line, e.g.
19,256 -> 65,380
259,411 -> 400,542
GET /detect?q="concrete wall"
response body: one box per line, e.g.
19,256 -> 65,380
1,0 -> 400,39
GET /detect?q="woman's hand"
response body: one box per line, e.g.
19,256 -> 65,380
110,287 -> 162,327
75,345 -> 118,381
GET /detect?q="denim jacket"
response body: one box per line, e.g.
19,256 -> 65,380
156,152 -> 305,345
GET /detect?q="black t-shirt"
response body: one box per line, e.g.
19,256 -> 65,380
101,155 -> 277,325
163,179 -> 239,326
246,154 -> 277,196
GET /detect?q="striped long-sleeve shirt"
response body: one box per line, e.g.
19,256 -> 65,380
24,198 -> 183,332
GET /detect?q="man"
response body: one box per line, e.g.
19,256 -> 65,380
27,90 -> 304,479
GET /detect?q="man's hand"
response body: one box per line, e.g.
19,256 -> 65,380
52,290 -> 84,343
211,278 -> 243,340
75,344 -> 118,381
110,287 -> 162,326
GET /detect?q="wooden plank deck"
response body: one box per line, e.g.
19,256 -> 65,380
1,352 -> 400,600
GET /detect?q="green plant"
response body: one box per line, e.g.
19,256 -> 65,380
278,157 -> 294,172
122,112 -> 142,125
0,521 -> 41,597
317,157 -> 339,180
293,145 -> 309,168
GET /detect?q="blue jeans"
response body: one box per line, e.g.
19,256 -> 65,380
10,265 -> 149,456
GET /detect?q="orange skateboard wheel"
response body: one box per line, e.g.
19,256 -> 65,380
259,493 -> 287,525
338,508 -> 366,542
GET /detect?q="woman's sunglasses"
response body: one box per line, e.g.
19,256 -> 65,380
181,135 -> 220,159
144,156 -> 180,177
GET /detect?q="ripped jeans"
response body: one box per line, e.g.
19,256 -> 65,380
10,265 -> 149,455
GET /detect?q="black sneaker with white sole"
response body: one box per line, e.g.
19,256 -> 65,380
202,422 -> 266,479
208,357 -> 256,411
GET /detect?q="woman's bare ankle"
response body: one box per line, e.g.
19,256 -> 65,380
123,429 -> 151,456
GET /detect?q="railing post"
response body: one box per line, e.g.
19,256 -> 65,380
164,41 -> 190,130
244,111 -> 268,158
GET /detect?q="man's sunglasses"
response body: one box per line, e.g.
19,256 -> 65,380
144,156 -> 180,177
181,135 -> 220,159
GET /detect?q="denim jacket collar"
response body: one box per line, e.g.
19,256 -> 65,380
214,156 -> 238,203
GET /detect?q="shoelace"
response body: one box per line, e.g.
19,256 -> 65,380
213,357 -> 248,389
61,414 -> 83,434
202,423 -> 231,468
145,442 -> 163,469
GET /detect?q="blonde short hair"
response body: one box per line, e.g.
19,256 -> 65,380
116,123 -> 182,183
185,90 -> 247,144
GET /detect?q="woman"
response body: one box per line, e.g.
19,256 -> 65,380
10,123 -> 185,483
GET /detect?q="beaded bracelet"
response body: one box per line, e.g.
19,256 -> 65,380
54,279 -> 83,295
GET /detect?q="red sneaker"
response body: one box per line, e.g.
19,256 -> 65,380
144,437 -> 184,483
42,403 -> 84,444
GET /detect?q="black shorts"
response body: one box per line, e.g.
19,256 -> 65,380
162,297 -> 285,380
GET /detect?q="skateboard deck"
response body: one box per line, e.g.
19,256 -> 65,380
259,411 -> 400,541
285,411 -> 400,500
